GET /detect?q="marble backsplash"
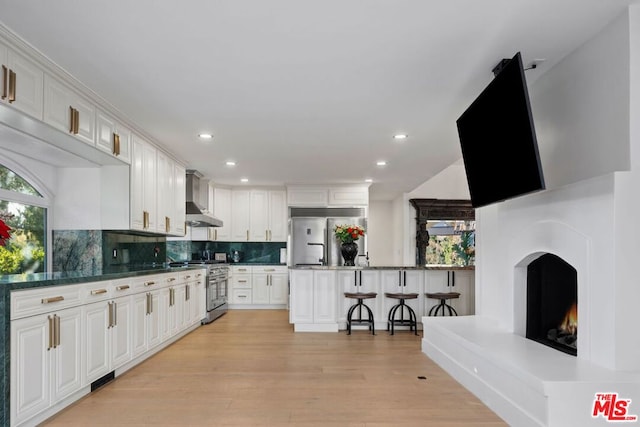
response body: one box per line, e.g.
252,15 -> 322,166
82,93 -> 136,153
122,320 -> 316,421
53,231 -> 286,273
167,241 -> 286,264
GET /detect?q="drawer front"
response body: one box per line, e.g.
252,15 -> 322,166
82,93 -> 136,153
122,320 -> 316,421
231,289 -> 252,304
232,274 -> 251,289
11,285 -> 82,320
255,266 -> 287,274
83,280 -> 112,303
112,278 -> 135,297
232,266 -> 251,275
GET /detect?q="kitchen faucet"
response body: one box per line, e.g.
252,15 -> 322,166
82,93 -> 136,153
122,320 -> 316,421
307,242 -> 325,265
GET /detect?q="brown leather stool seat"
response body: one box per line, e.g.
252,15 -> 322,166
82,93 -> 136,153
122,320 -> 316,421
385,292 -> 419,335
425,292 -> 460,316
344,292 -> 377,335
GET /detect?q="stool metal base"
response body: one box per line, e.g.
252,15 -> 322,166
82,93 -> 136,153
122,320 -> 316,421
345,292 -> 377,335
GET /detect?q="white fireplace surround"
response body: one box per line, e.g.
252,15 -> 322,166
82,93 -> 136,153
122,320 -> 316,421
421,7 -> 640,426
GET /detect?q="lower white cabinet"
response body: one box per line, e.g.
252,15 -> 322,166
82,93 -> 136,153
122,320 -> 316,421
289,269 -> 337,331
230,265 -> 288,307
336,269 -> 381,328
424,270 -> 475,316
252,266 -> 288,305
10,306 -> 82,426
9,269 -> 205,427
380,269 -> 424,322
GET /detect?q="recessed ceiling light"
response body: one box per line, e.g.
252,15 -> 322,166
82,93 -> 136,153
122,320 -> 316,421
393,134 -> 408,140
365,178 -> 373,183
240,178 -> 249,183
376,161 -> 387,166
198,133 -> 213,139
226,161 -> 236,166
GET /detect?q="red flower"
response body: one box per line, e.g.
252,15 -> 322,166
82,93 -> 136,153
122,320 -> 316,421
0,219 -> 11,246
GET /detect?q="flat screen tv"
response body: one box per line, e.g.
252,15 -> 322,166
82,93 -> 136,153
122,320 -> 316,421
456,51 -> 545,209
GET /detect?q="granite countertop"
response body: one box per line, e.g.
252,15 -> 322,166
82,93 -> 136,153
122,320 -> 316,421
0,264 -> 207,291
289,265 -> 474,271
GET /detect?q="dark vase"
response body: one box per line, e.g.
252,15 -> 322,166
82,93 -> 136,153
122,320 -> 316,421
340,242 -> 358,266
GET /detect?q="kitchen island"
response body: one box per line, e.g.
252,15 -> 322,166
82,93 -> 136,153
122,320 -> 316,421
289,265 -> 474,332
1,265 -> 207,427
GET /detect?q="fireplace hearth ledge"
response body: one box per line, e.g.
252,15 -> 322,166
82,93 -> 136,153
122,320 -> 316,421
422,315 -> 640,427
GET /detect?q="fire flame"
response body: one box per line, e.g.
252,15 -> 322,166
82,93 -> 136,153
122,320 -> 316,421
559,302 -> 578,336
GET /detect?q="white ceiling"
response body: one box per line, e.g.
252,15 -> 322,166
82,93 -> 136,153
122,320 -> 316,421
0,0 -> 637,200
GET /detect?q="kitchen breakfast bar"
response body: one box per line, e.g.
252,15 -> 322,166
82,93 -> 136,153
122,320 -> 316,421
289,265 -> 474,333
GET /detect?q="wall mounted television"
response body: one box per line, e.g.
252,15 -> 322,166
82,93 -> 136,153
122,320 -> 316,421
456,51 -> 545,209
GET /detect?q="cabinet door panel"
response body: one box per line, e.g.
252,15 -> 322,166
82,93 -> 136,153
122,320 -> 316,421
11,315 -> 50,425
269,273 -> 288,305
83,302 -> 110,384
268,190 -> 287,241
313,271 -> 336,323
7,49 -> 44,118
231,190 -> 250,240
112,297 -> 133,369
252,273 -> 270,304
51,307 -> 83,402
249,190 -> 268,241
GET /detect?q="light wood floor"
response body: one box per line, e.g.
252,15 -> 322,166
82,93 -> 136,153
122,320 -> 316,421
41,310 -> 507,426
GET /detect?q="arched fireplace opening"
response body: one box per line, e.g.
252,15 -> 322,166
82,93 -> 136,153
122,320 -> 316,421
526,253 -> 578,356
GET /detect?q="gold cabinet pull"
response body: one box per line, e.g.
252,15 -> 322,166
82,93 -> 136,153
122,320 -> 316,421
48,315 -> 54,350
265,268 -> 276,272
8,69 -> 16,102
167,277 -> 176,282
143,210 -> 149,229
165,216 -> 170,233
116,284 -> 130,291
113,132 -> 120,156
214,229 -> 217,241
186,284 -> 190,301
265,230 -> 268,240
54,314 -> 60,348
42,296 -> 64,304
144,280 -> 156,287
184,275 -> 191,280
73,108 -> 80,134
108,302 -> 113,328
1,65 -> 6,99
91,289 -> 107,295
238,279 -> 248,283
246,230 -> 249,241
113,302 -> 117,326
69,106 -> 75,133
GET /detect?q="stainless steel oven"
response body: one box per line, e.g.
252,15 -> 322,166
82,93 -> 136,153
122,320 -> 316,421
205,264 -> 228,323
169,261 -> 228,324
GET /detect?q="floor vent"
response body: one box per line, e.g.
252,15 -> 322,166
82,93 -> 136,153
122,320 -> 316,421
91,371 -> 115,392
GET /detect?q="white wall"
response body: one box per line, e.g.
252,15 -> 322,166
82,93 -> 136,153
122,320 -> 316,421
530,10 -> 630,189
367,200 -> 394,265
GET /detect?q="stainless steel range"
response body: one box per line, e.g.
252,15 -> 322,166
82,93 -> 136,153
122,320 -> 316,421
169,260 -> 229,324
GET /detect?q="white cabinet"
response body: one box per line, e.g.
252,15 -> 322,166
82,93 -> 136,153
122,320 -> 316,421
328,187 -> 369,206
96,109 -> 131,163
231,189 -> 287,242
336,270 -> 381,328
44,74 -> 96,145
424,270 -> 475,316
110,294 -> 133,369
0,42 -> 44,118
10,307 -> 82,426
380,269 -> 424,322
172,162 -> 186,236
131,284 -> 162,357
252,266 -> 288,305
230,265 -> 252,304
289,269 -> 337,331
212,187 -> 231,240
287,185 -> 369,207
130,134 -> 157,232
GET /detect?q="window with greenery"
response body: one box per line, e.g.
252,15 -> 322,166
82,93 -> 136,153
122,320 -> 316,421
0,164 -> 46,274
424,221 -> 475,266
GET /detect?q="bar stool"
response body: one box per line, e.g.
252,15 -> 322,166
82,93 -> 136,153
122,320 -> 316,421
385,292 -> 419,335
344,292 -> 377,335
425,292 -> 460,316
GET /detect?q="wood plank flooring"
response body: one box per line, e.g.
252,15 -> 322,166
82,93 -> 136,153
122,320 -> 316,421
41,310 -> 507,426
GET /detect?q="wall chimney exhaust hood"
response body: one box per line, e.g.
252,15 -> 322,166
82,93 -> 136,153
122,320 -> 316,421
185,170 -> 223,227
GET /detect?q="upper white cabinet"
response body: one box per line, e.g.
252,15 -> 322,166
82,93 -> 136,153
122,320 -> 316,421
0,41 -> 44,119
229,189 -> 287,242
212,187 -> 231,241
96,109 -> 131,163
172,162 -> 186,236
130,134 -> 157,233
287,185 -> 369,207
44,74 -> 96,146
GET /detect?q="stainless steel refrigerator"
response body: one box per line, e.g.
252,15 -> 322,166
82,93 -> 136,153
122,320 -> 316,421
289,208 -> 367,267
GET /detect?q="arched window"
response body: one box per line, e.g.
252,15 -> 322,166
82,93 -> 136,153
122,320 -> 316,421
0,163 -> 47,274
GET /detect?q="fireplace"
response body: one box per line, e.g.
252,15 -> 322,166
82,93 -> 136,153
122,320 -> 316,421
526,253 -> 578,356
